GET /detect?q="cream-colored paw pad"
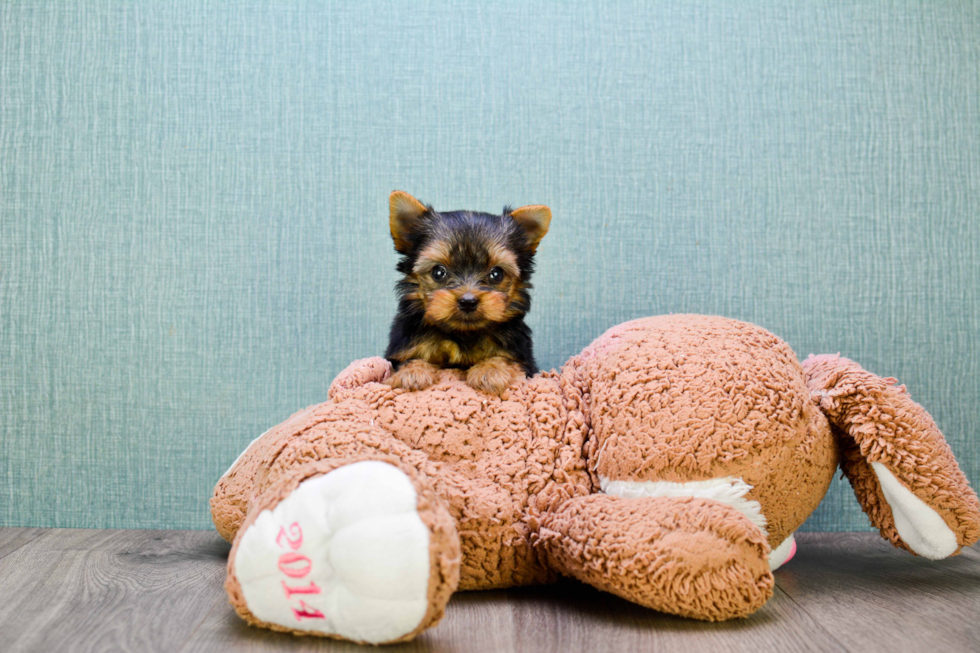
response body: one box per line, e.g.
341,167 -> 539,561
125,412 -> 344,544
233,461 -> 431,643
871,462 -> 957,560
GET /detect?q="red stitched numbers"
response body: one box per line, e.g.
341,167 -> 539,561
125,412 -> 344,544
276,523 -> 303,549
282,580 -> 322,598
277,552 -> 312,577
292,601 -> 326,620
274,522 -> 325,621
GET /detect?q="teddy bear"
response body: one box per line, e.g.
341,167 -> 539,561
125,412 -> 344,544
211,314 -> 980,645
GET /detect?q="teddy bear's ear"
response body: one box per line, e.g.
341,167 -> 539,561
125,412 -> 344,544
389,191 -> 430,254
804,354 -> 980,559
508,205 -> 552,253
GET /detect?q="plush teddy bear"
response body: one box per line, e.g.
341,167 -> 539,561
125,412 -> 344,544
211,314 -> 980,645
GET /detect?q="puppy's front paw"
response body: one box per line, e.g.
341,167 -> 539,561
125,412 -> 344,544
466,357 -> 524,398
386,359 -> 439,391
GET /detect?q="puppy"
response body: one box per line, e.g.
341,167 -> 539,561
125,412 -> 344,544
384,191 -> 551,397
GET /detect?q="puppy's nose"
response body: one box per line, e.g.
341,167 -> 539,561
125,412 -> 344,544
457,293 -> 479,313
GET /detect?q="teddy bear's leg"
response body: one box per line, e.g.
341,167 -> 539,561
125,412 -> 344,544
804,354 -> 980,559
537,494 -> 774,621
225,457 -> 460,645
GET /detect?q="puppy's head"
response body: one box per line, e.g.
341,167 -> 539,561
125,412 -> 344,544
389,190 -> 551,332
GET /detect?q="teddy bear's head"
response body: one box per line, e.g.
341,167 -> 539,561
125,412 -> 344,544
563,314 -> 838,549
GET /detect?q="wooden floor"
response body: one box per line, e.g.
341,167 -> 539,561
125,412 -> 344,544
0,530 -> 977,652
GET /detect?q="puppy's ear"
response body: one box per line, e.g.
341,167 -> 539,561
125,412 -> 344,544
509,205 -> 552,253
389,191 -> 430,253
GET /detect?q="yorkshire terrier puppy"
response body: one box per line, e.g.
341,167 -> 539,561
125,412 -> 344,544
384,190 -> 551,397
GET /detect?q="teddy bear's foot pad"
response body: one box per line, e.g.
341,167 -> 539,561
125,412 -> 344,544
231,461 -> 432,644
871,462 -> 958,559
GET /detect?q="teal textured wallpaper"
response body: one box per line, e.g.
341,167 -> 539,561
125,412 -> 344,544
1,1 -> 978,531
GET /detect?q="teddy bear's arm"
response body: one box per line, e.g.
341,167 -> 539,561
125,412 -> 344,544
804,354 -> 980,559
536,494 -> 774,621
328,356 -> 392,401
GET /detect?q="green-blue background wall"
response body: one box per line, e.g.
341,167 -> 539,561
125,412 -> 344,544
2,1 -> 978,531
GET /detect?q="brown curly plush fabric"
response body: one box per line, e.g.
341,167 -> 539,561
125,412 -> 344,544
803,354 -> 980,553
572,315 -> 838,549
212,314 -> 980,641
538,494 -> 774,620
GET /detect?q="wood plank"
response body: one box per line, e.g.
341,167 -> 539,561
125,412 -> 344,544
179,587 -> 517,652
777,532 -> 980,652
0,527 -> 47,561
958,543 -> 980,563
0,528 -> 230,653
182,576 -> 842,652
1,529 -> 975,652
505,579 -> 844,653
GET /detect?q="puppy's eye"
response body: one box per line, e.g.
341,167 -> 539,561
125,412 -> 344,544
488,267 -> 504,284
431,265 -> 447,281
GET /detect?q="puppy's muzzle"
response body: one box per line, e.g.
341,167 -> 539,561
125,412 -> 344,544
457,293 -> 479,313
